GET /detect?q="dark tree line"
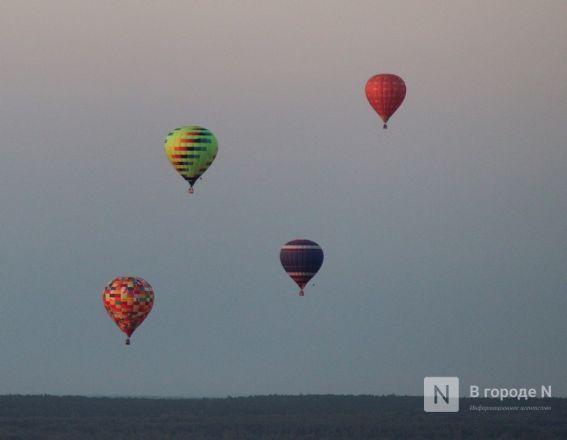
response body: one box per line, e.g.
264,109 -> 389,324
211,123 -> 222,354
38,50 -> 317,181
0,395 -> 565,439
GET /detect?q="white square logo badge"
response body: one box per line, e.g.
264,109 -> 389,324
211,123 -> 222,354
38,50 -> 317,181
424,377 -> 459,412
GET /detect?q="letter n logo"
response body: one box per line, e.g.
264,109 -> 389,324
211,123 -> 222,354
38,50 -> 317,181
424,377 -> 459,412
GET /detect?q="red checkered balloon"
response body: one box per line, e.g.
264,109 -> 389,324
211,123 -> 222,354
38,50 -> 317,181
102,276 -> 154,345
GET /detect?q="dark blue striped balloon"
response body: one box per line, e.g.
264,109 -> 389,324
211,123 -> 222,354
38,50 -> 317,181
280,239 -> 324,296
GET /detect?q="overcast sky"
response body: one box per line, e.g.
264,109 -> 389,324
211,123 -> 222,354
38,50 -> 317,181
0,0 -> 566,397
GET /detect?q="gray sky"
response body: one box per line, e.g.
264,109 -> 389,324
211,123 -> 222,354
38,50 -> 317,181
0,0 -> 566,397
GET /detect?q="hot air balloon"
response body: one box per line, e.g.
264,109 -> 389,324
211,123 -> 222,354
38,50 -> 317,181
164,126 -> 218,193
365,74 -> 406,129
280,239 -> 324,296
102,276 -> 154,345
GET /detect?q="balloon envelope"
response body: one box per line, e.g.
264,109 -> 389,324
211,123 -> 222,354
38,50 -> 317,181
280,239 -> 324,296
164,126 -> 218,192
365,74 -> 406,128
102,276 -> 154,344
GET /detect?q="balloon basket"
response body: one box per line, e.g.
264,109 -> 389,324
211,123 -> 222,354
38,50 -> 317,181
125,338 -> 131,345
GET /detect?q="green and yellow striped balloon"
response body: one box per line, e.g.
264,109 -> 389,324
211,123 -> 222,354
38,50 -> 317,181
163,126 -> 218,193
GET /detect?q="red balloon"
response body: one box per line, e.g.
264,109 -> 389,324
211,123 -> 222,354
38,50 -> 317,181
365,74 -> 406,129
